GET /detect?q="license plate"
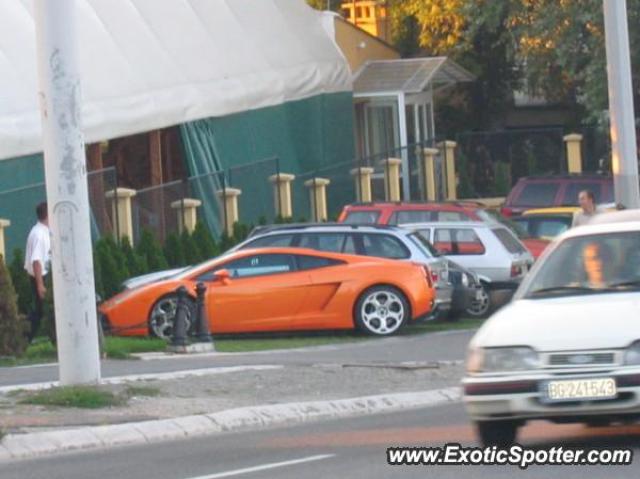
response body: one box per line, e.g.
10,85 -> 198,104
543,378 -> 617,402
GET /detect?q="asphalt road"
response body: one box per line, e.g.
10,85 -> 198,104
4,402 -> 639,479
0,329 -> 474,388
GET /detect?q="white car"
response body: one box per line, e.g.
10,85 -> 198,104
402,222 -> 534,317
463,217 -> 640,446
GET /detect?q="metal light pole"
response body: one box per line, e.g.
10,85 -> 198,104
34,0 -> 102,384
603,0 -> 640,208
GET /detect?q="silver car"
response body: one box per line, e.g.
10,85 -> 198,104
232,224 -> 457,315
403,222 -> 534,317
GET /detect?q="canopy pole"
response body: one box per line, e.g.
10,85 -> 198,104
34,0 -> 102,385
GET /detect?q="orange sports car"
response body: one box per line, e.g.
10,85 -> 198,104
99,247 -> 435,338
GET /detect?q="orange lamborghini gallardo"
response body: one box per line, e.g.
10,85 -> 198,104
99,247 -> 435,338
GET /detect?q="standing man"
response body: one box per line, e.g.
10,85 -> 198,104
24,202 -> 51,343
572,190 -> 602,227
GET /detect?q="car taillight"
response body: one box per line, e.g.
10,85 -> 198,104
501,207 -> 513,218
510,263 -> 522,278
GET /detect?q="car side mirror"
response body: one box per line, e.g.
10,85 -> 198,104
213,269 -> 232,284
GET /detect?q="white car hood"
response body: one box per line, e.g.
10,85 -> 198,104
472,293 -> 640,351
122,267 -> 188,290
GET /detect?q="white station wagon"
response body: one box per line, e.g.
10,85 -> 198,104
463,215 -> 640,446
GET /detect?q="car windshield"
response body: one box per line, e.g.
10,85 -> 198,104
408,232 -> 438,257
342,210 -> 381,224
476,208 -> 530,239
521,231 -> 640,298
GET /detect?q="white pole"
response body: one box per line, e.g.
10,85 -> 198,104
34,0 -> 102,385
397,92 -> 411,200
603,0 -> 640,208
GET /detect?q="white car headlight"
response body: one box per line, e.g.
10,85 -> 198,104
625,341 -> 640,365
466,347 -> 539,373
461,272 -> 469,287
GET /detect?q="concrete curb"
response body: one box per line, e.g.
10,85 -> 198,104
0,386 -> 461,462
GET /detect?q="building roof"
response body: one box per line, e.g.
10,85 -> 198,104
0,0 -> 352,161
353,57 -> 475,95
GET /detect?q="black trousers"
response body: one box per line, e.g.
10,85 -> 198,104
28,276 -> 44,343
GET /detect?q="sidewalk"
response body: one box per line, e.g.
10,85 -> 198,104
0,359 -> 464,461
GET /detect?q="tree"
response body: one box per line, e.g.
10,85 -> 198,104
306,0 -> 341,11
0,255 -> 29,357
9,249 -> 33,316
192,222 -> 218,261
120,236 -> 147,277
163,233 -> 186,268
136,230 -> 169,272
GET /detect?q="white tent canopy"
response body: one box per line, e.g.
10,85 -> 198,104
0,0 -> 352,160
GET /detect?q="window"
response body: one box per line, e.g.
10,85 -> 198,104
242,234 -> 294,249
408,232 -> 437,257
534,218 -> 571,239
492,228 -> 526,254
562,182 -> 603,206
512,183 -> 560,207
299,233 -> 348,253
296,255 -> 344,271
218,254 -> 295,279
343,211 -> 381,224
360,234 -> 410,259
434,228 -> 486,255
390,210 -> 434,225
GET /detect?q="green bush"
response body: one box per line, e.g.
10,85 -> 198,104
94,238 -> 129,299
493,161 -> 511,197
0,255 -> 29,357
136,229 -> 168,272
181,230 -> 201,266
192,221 -> 218,261
163,233 -> 185,268
120,236 -> 147,277
9,249 -> 33,316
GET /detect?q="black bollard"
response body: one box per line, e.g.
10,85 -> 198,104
194,282 -> 213,344
172,286 -> 190,347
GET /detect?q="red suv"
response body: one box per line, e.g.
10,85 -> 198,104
501,174 -> 613,217
338,202 -> 549,259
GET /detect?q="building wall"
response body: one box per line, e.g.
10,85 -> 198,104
334,17 -> 399,73
340,1 -> 391,43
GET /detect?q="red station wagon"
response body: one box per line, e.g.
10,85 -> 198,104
501,174 -> 613,217
338,202 -> 549,259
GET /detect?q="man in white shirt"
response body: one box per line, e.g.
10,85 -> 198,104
24,202 -> 51,342
572,190 -> 603,227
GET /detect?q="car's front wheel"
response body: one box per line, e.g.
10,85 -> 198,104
149,294 -> 195,340
354,286 -> 409,336
475,420 -> 519,447
466,283 -> 491,318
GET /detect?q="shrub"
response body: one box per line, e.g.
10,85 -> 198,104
120,236 -> 147,277
136,229 -> 168,272
94,238 -> 129,299
163,233 -> 185,268
0,255 -> 29,357
8,249 -> 32,316
192,221 -> 218,261
181,230 -> 200,266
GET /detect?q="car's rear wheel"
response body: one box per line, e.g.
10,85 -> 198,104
354,286 -> 409,336
466,283 -> 491,318
149,294 -> 195,340
475,420 -> 519,447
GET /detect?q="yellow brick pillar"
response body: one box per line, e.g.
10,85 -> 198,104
564,133 -> 583,174
0,219 -> 10,262
422,148 -> 439,201
269,173 -> 295,219
170,198 -> 202,234
216,188 -> 242,236
350,167 -> 374,202
379,158 -> 402,202
304,178 -> 331,222
105,188 -> 137,242
438,141 -> 458,200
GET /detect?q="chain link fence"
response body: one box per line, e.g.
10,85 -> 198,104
0,167 -> 118,259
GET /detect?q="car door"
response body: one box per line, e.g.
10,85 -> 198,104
204,253 -> 311,333
287,254 -> 351,330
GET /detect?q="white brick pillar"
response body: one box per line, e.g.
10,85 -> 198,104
105,187 -> 137,242
171,198 -> 202,234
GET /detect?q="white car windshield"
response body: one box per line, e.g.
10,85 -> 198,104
521,231 -> 640,298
